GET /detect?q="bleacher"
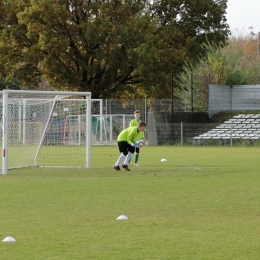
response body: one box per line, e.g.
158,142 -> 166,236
193,114 -> 260,145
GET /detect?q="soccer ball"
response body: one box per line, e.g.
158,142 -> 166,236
136,139 -> 145,148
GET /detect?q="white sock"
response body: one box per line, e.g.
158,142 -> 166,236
115,154 -> 125,166
123,152 -> 133,165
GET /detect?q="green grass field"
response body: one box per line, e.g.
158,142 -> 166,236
1,146 -> 260,260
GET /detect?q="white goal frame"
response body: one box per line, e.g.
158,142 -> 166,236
1,90 -> 92,175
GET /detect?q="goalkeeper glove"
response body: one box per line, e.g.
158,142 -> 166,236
131,142 -> 138,147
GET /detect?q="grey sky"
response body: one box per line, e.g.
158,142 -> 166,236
226,0 -> 260,35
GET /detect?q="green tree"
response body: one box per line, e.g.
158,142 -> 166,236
0,0 -> 229,98
175,32 -> 260,112
0,79 -> 20,90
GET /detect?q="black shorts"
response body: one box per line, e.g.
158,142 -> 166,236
118,141 -> 135,154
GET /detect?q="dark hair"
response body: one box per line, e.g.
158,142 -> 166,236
138,121 -> 146,127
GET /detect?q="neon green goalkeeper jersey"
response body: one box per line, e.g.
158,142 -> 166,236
117,126 -> 144,145
129,118 -> 140,127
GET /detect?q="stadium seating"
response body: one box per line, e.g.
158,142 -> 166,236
193,114 -> 260,145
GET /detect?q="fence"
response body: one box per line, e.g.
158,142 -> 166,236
101,99 -> 189,121
96,99 -> 260,146
2,96 -> 260,147
90,118 -> 260,146
151,123 -> 260,146
95,100 -> 209,145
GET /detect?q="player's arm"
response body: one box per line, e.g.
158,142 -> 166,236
133,132 -> 145,143
127,127 -> 138,146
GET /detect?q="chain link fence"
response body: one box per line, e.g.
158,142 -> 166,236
98,99 -> 260,146
2,96 -> 257,147
102,99 -> 189,118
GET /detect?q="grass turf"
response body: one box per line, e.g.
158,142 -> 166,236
0,146 -> 260,259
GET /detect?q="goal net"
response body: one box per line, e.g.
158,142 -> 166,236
64,114 -> 113,145
1,90 -> 92,175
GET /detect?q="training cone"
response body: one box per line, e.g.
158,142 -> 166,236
2,237 -> 16,242
116,215 -> 128,220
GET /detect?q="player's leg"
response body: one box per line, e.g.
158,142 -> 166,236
113,142 -> 128,171
122,145 -> 135,171
134,147 -> 140,166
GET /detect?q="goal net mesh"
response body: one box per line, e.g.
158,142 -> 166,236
0,92 -> 93,172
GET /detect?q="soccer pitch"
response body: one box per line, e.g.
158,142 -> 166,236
1,146 -> 260,260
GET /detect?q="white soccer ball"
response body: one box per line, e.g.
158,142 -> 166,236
136,139 -> 145,148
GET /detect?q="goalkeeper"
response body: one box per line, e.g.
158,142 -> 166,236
129,110 -> 143,166
113,121 -> 146,171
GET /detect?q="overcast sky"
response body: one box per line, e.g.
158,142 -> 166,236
226,0 -> 260,35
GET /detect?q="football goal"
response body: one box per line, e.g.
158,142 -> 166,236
64,114 -> 112,145
0,90 -> 92,175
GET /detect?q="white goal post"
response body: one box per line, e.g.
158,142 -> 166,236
1,90 -> 92,175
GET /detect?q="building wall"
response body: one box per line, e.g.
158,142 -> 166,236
209,84 -> 260,118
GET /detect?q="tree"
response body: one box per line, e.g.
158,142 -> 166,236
175,30 -> 260,112
0,0 -> 229,98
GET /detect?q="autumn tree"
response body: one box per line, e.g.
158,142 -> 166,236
0,0 -> 229,98
175,30 -> 260,112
